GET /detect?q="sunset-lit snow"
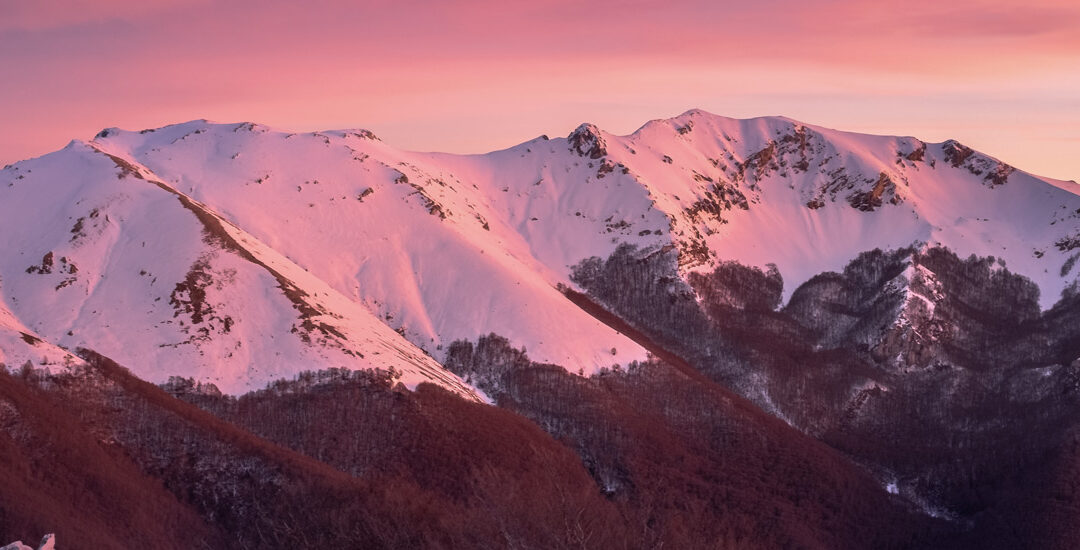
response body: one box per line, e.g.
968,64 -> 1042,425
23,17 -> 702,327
3,110 -> 1079,395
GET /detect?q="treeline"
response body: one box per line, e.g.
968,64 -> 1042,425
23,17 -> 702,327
5,241 -> 1080,548
2,353 -> 626,549
1,345 -> 944,549
566,242 -> 1080,541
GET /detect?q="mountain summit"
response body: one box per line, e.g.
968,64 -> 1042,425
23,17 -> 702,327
2,110 -> 1079,394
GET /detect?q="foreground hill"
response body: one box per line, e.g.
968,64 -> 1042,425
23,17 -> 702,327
1,351 -> 946,549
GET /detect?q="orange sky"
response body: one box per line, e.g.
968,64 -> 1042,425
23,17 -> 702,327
2,0 -> 1078,180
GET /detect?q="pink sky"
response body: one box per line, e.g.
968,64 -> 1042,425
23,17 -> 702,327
2,0 -> 1078,180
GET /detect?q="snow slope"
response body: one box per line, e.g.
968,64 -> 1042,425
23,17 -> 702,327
86,122 -> 649,375
2,109 -> 1076,394
0,296 -> 80,372
0,140 -> 479,397
439,110 -> 1080,309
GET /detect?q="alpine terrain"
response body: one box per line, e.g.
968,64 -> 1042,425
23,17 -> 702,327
3,110 -> 1080,549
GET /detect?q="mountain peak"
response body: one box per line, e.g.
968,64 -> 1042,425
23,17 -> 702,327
567,122 -> 607,159
3,110 -> 1078,400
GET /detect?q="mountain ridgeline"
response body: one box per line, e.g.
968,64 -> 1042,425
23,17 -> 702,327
3,111 -> 1080,548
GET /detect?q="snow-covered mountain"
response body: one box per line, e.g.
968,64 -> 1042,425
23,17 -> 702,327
454,109 -> 1079,308
2,109 -> 1078,394
0,137 -> 482,396
5,110 -> 1080,548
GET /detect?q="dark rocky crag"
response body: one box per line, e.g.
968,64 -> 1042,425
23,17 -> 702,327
567,242 -> 1080,546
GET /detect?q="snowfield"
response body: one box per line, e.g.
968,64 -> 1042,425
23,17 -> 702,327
2,110 -> 1077,394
